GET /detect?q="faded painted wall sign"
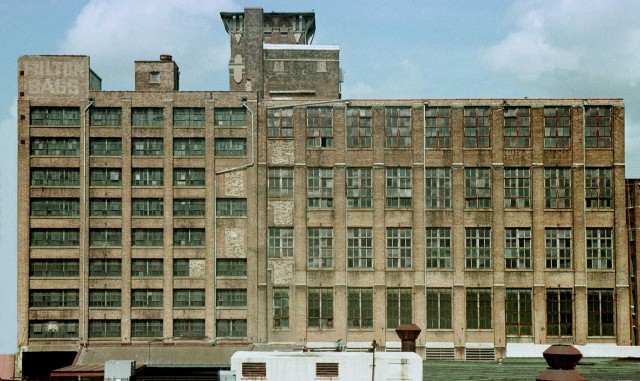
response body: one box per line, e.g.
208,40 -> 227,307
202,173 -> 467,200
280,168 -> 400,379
21,57 -> 88,97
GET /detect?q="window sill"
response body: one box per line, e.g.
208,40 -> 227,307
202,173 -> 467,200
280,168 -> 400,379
464,268 -> 494,272
88,306 -> 121,309
504,208 -> 533,212
504,268 -> 533,272
173,155 -> 206,158
215,306 -> 248,310
424,148 -> 453,151
90,216 -> 122,218
426,268 -> 453,271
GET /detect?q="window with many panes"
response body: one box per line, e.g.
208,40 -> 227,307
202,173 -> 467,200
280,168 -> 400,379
346,168 -> 372,208
466,288 -> 492,329
587,289 -> 614,336
216,198 -> 247,217
173,319 -> 205,337
132,229 -> 163,247
131,289 -> 163,307
174,168 -> 205,187
89,320 -> 120,338
131,259 -> 163,276
425,228 -> 451,269
385,107 -> 411,148
268,168 -> 294,198
89,198 -> 121,217
348,288 -> 373,329
216,289 -> 247,307
88,289 -> 121,308
29,289 -> 79,307
425,107 -> 451,148
505,289 -> 532,336
347,227 -> 373,268
425,168 -> 451,208
89,259 -> 121,277
174,289 -> 205,307
585,106 -> 612,148
585,168 -> 612,208
173,198 -> 205,217
31,138 -> 79,156
504,107 -> 530,148
273,288 -> 289,329
216,319 -> 247,337
173,107 -> 205,127
308,288 -> 333,329
131,320 -> 163,338
307,168 -> 333,208
214,108 -> 246,127
464,107 -> 490,148
268,227 -> 294,258
90,107 -> 122,126
505,228 -> 531,269
132,138 -> 163,156
346,107 -> 372,148
545,228 -> 572,269
386,228 -> 412,268
504,168 -> 530,208
307,107 -> 333,147
465,228 -> 491,269
90,138 -> 122,156
30,107 -> 79,126
31,168 -> 79,186
132,168 -> 163,186
215,138 -> 247,157
386,167 -> 412,208
30,259 -> 79,277
29,320 -> 78,339
544,106 -> 570,148
174,228 -> 205,247
267,108 -> 293,138
173,138 -> 205,156
586,228 -> 613,269
464,168 -> 491,208
30,229 -> 79,246
132,198 -> 163,217
173,259 -> 206,277
89,228 -> 122,247
90,168 -> 121,187
544,168 -> 571,208
132,107 -> 163,127
387,288 -> 412,329
216,259 -> 247,277
308,228 -> 333,269
426,288 -> 452,330
31,198 -> 79,217
547,289 -> 572,337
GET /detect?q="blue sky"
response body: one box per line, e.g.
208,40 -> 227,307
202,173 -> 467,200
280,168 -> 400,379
1,0 -> 639,354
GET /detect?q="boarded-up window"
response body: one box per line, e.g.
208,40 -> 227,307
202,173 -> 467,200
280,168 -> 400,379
242,362 -> 266,377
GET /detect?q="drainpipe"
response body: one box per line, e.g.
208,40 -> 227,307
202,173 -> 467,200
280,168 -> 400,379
582,100 -> 588,345
81,97 -> 94,346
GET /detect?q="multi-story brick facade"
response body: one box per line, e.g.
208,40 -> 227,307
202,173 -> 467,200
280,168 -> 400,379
16,7 -> 636,368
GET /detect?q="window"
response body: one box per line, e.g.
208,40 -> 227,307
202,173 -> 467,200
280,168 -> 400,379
544,168 -> 571,208
174,228 -> 205,247
425,168 -> 451,208
132,198 -> 163,217
31,198 -> 79,217
131,259 -> 163,276
132,168 -> 163,186
544,106 -> 570,148
267,108 -> 293,138
90,168 -> 121,187
216,289 -> 247,307
29,290 -> 79,307
465,228 -> 491,269
174,107 -> 205,127
425,107 -> 451,148
347,227 -> 373,268
131,320 -> 163,338
307,107 -> 333,147
31,168 -> 79,186
216,198 -> 247,217
173,319 -> 205,338
174,168 -> 205,187
387,288 -> 412,329
346,168 -> 372,208
215,138 -> 247,157
586,228 -> 613,269
31,138 -> 79,156
90,107 -> 121,126
89,198 -> 122,217
308,228 -> 333,269
385,107 -> 411,148
504,107 -> 531,148
132,107 -> 163,127
547,289 -> 573,337
173,199 -> 205,217
346,107 -> 372,148
504,168 -> 530,208
149,71 -> 160,83
308,288 -> 333,329
505,228 -> 531,269
173,259 -> 206,277
89,228 -> 122,247
216,259 -> 247,277
464,168 -> 491,208
29,320 -> 78,339
348,288 -> 373,329
174,289 -> 205,307
29,259 -> 79,277
89,320 -> 120,338
90,138 -> 122,156
466,288 -> 492,330
89,259 -> 121,277
585,106 -> 612,148
132,138 -> 163,156
386,167 -> 412,208
426,288 -> 452,330
30,107 -> 79,126
386,227 -> 412,269
588,289 -> 614,336
425,228 -> 451,269
273,288 -> 290,329
88,289 -> 121,308
505,289 -> 532,336
545,228 -> 572,269
216,319 -> 247,337
268,227 -> 294,258
131,289 -> 163,307
173,138 -> 205,156
30,229 -> 79,247
464,107 -> 490,148
214,108 -> 246,127
585,168 -> 612,208
268,168 -> 294,198
307,168 -> 333,208
132,229 -> 163,247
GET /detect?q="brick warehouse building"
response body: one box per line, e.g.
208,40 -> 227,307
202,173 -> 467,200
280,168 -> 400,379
15,6 -> 639,374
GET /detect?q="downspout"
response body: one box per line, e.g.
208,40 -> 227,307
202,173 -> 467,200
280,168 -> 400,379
582,100 -> 588,344
422,102 -> 428,326
344,101 -> 350,348
81,98 -> 94,346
